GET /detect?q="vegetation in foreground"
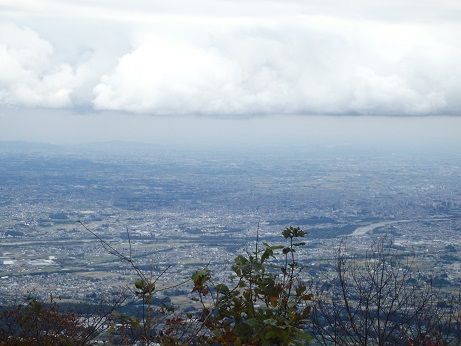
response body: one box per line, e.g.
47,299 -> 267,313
1,226 -> 460,345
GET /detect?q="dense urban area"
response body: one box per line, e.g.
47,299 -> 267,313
1,142 -> 460,312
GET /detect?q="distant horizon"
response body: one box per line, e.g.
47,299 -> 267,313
2,0 -> 461,149
1,111 -> 460,152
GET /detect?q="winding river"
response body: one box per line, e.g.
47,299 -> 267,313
352,218 -> 452,236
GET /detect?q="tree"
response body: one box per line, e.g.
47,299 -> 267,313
0,296 -> 90,345
310,238 -> 461,345
78,221 -> 179,345
6,221 -> 458,345
0,293 -> 126,345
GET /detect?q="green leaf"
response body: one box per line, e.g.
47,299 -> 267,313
261,248 -> 273,263
134,279 -> 144,290
245,317 -> 260,328
216,283 -> 230,294
282,226 -> 305,239
192,268 -> 211,283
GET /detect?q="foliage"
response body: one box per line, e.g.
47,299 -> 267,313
189,226 -> 312,345
107,226 -> 313,345
78,221 -> 178,345
78,222 -> 314,345
2,222 -> 461,345
0,296 -> 89,345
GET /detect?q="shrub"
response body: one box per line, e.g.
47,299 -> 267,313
188,226 -> 313,345
0,296 -> 89,345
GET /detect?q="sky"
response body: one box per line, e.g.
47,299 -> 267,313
0,0 -> 460,145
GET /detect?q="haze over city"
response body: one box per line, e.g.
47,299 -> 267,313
0,1 -> 460,344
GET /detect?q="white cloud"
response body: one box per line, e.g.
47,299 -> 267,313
0,23 -> 81,108
93,18 -> 461,115
1,1 -> 461,116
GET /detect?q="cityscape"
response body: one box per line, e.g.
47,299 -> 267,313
2,0 -> 461,343
1,142 -> 460,309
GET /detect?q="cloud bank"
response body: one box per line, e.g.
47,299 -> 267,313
1,0 -> 461,116
0,23 -> 79,107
